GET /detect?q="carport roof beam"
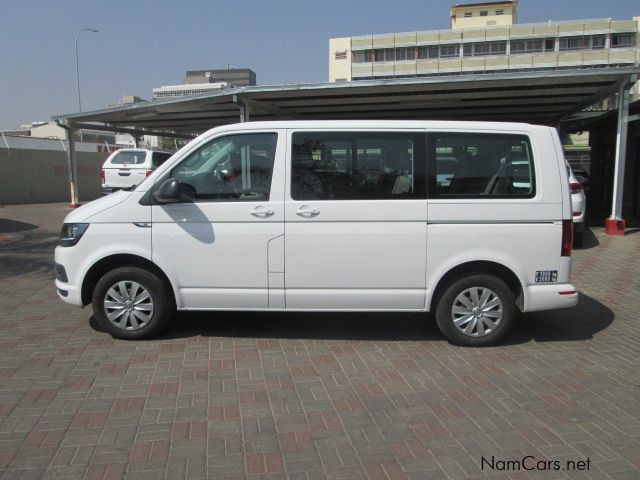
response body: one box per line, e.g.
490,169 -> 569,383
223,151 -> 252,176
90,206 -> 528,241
66,122 -> 196,139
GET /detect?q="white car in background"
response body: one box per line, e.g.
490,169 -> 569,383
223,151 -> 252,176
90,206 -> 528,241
100,149 -> 172,194
568,166 -> 586,247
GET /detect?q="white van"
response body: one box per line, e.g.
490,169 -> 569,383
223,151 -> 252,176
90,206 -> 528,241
100,148 -> 172,194
55,121 -> 578,346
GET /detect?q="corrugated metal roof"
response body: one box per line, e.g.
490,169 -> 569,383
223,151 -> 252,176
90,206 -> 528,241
52,68 -> 640,137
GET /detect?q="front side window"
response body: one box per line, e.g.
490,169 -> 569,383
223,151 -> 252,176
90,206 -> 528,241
291,132 -> 426,200
171,133 -> 277,201
428,133 -> 535,198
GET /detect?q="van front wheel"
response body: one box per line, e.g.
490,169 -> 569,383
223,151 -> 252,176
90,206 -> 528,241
92,267 -> 172,340
435,274 -> 515,347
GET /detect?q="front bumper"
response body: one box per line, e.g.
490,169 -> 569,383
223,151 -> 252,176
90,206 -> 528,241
55,279 -> 82,305
55,246 -> 84,306
522,283 -> 578,312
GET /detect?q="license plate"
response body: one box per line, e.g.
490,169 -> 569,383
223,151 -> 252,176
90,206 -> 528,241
535,270 -> 558,283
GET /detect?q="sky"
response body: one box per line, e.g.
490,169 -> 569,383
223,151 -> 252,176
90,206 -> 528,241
0,0 -> 638,130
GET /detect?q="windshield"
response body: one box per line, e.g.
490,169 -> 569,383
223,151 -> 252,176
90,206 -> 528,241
110,151 -> 147,165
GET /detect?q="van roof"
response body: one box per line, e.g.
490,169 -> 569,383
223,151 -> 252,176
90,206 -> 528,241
205,120 -> 547,135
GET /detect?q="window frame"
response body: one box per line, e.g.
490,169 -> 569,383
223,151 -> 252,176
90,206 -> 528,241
289,130 -> 427,201
426,132 -> 537,200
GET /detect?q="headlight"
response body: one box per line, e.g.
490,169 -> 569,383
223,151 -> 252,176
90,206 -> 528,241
59,223 -> 90,247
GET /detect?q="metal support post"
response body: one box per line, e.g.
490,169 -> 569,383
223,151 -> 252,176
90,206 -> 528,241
239,102 -> 250,123
233,95 -> 250,123
605,80 -> 631,235
64,124 -> 81,208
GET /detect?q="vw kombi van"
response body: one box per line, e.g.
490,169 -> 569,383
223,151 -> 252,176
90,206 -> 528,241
55,121 -> 578,346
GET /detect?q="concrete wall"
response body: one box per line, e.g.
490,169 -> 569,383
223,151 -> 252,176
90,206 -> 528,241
0,136 -> 110,204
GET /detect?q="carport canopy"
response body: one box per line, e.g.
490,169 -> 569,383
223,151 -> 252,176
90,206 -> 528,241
53,67 -> 640,138
53,67 -> 639,230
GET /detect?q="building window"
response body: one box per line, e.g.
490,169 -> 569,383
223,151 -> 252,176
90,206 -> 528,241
611,33 -> 634,48
480,10 -> 488,16
334,51 -> 347,60
559,35 -> 614,51
463,41 -> 507,57
374,48 -> 395,62
352,50 -> 372,63
544,38 -> 555,51
495,9 -> 504,15
591,35 -> 606,49
464,11 -> 473,17
418,45 -> 439,59
510,39 -> 544,54
395,47 -> 415,61
559,36 -> 586,51
439,44 -> 460,58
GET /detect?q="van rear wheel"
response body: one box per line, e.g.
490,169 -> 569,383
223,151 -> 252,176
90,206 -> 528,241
435,274 -> 514,347
92,267 -> 172,340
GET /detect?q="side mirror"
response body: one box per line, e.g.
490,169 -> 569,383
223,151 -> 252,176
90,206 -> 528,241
153,178 -> 181,204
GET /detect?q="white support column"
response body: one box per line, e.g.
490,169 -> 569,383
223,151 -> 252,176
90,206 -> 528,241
605,79 -> 633,234
239,101 -> 250,123
64,124 -> 81,208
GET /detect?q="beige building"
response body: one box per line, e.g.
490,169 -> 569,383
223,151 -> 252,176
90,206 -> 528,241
451,1 -> 517,29
329,2 -> 639,84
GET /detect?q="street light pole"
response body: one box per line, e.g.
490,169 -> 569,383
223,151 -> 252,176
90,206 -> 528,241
68,28 -> 97,208
75,27 -> 98,112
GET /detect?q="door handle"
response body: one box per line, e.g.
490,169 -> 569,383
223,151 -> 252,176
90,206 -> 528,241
295,206 -> 320,217
250,206 -> 274,217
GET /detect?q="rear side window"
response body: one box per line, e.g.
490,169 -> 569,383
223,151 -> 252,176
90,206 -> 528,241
152,152 -> 172,167
428,133 -> 535,198
290,131 -> 426,200
109,151 -> 147,165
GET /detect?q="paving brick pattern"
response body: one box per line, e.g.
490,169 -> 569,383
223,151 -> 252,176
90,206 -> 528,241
0,203 -> 639,479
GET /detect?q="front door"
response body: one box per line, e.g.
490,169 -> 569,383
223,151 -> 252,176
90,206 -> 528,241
284,129 -> 428,310
151,130 -> 285,309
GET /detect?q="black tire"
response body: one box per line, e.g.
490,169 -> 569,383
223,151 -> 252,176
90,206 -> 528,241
92,266 -> 172,340
435,274 -> 515,347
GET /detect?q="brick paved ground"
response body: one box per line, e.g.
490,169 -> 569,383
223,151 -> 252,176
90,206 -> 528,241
0,203 -> 639,480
